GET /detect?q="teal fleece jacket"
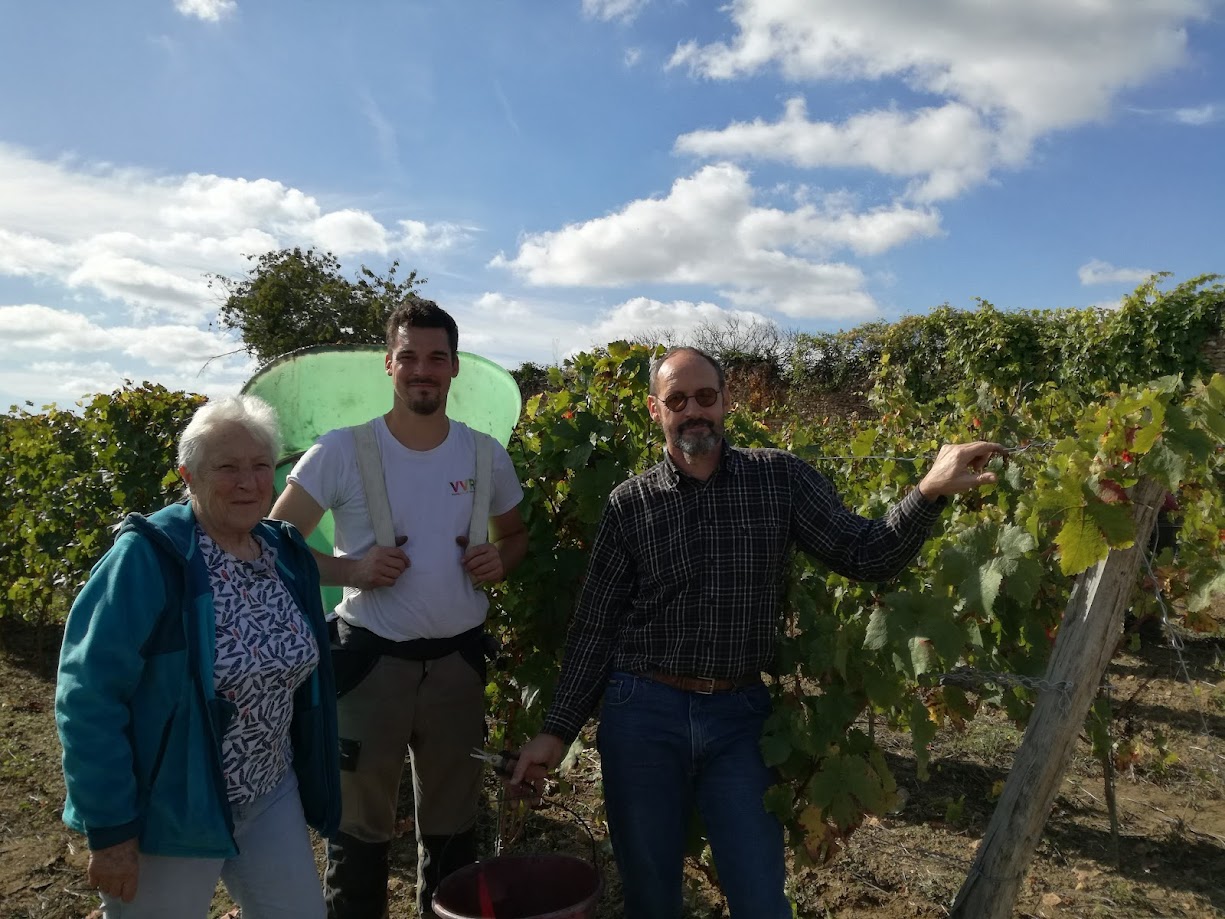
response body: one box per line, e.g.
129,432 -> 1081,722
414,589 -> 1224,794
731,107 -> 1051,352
55,501 -> 341,857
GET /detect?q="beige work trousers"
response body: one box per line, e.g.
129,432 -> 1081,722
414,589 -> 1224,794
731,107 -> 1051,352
335,650 -> 485,842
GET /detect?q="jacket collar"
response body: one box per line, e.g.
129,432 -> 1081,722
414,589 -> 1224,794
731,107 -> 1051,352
118,498 -> 305,572
118,499 -> 199,563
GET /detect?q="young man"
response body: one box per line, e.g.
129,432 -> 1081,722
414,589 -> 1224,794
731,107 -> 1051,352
512,346 -> 1002,918
272,299 -> 527,919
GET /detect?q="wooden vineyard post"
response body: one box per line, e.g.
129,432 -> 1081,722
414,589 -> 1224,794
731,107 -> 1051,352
949,477 -> 1165,919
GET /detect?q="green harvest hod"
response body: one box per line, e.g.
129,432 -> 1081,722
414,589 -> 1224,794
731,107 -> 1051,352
241,344 -> 523,610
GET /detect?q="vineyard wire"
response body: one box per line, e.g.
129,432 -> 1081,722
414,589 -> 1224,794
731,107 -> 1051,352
1137,547 -> 1213,738
804,441 -> 1060,464
803,437 -> 1214,733
844,541 -> 1219,908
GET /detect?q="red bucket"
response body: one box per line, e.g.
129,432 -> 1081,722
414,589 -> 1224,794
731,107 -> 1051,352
432,853 -> 601,919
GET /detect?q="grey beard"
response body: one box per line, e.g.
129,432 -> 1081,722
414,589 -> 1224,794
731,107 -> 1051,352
677,429 -> 720,456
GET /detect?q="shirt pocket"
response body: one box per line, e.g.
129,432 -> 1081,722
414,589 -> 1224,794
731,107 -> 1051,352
729,517 -> 787,581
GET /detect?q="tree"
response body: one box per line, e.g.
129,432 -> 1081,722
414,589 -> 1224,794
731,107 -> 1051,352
210,248 -> 425,365
629,315 -> 792,369
510,361 -> 552,402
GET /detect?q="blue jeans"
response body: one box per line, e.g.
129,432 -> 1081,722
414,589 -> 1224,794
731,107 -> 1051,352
99,769 -> 323,918
596,673 -> 791,919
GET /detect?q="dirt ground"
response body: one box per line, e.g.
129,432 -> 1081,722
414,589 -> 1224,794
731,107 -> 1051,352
1,614 -> 1222,919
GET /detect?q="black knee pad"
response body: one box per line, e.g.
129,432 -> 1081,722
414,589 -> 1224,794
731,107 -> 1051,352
325,832 -> 391,919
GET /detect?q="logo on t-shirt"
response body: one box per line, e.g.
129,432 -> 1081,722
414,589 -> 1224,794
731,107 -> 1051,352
450,477 -> 477,495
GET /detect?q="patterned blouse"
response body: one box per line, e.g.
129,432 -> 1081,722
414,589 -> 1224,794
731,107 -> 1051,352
199,528 -> 320,803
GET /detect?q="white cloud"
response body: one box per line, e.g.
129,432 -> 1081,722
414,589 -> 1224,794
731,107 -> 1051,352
15,355 -> 245,409
578,297 -> 773,349
491,78 -> 522,137
0,144 -> 466,405
0,229 -> 72,277
174,0 -> 236,23
396,219 -> 476,253
0,144 -> 465,321
1172,104 -> 1221,125
0,305 -> 105,352
456,291 -> 589,369
668,0 -> 1209,197
677,98 -> 1012,202
456,291 -> 779,371
117,324 -> 241,371
0,304 -> 240,365
160,174 -> 317,236
358,89 -> 401,172
309,210 -> 390,256
67,256 -> 212,319
0,360 -> 129,410
472,291 -> 534,321
624,47 -> 643,68
0,303 -> 253,407
670,1 -> 1204,130
582,0 -> 650,24
492,163 -> 938,318
1078,259 -> 1155,286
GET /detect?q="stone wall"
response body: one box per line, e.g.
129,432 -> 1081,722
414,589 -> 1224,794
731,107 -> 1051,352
1201,333 -> 1225,375
723,365 -> 876,423
520,332 -> 1225,427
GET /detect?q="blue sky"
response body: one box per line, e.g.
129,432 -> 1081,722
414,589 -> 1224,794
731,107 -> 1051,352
2,0 -> 1223,409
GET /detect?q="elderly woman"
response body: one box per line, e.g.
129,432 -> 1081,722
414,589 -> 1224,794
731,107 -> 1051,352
55,395 -> 340,918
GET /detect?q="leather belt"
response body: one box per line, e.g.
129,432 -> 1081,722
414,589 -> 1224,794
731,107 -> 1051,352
644,670 -> 761,694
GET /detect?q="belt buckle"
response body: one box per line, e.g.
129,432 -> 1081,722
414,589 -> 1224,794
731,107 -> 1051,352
695,676 -> 716,695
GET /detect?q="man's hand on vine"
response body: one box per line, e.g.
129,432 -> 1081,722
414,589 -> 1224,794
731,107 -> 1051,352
918,441 -> 1006,500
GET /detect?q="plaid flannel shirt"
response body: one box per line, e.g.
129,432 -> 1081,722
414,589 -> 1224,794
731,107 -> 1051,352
540,442 -> 945,743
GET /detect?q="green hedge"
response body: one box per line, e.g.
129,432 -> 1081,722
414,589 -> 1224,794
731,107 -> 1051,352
788,274 -> 1225,402
1,383 -> 205,626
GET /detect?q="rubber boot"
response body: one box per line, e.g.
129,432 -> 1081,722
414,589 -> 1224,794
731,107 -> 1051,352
419,829 -> 477,917
325,831 -> 391,919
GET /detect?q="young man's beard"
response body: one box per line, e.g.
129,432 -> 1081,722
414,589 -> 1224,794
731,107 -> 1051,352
407,390 -> 443,415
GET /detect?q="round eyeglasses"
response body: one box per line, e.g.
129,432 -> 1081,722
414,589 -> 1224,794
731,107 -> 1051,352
661,388 -> 720,413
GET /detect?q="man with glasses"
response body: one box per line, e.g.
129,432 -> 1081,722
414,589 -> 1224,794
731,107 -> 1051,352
512,346 -> 1002,918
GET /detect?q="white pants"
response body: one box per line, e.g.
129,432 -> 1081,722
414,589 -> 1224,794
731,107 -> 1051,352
99,769 -> 324,919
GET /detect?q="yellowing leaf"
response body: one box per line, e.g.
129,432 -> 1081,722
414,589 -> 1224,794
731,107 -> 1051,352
797,805 -> 840,865
1055,508 -> 1108,575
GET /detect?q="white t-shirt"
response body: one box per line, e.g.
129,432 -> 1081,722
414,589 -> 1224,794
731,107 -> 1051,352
288,418 -> 524,641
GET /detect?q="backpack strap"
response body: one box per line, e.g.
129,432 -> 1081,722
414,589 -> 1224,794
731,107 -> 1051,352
350,421 -> 495,551
349,421 -> 397,548
467,431 -> 495,547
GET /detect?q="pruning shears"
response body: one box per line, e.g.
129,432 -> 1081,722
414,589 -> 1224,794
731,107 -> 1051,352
471,747 -> 520,779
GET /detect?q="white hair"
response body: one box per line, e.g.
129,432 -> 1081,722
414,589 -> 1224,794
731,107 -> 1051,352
177,395 -> 282,479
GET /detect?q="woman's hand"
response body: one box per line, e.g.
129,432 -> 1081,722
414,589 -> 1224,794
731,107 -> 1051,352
88,838 -> 139,902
